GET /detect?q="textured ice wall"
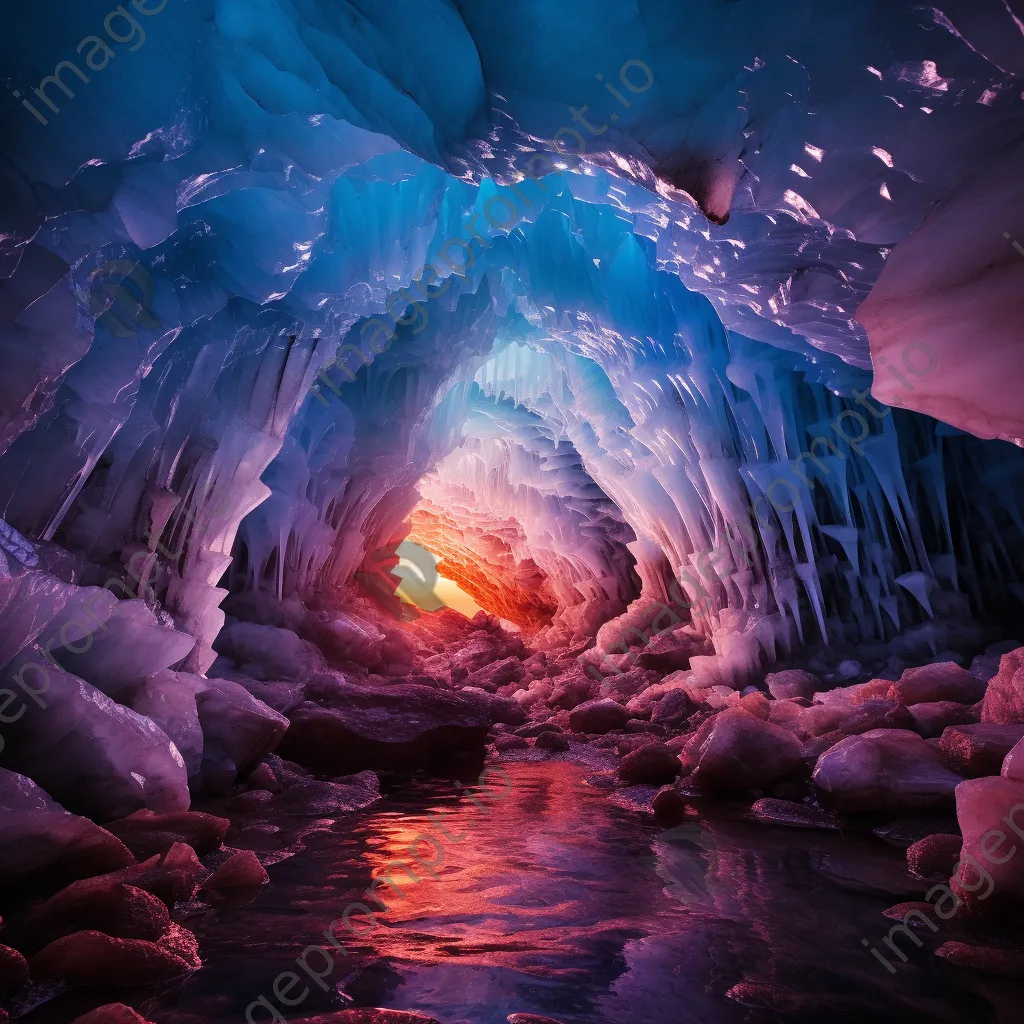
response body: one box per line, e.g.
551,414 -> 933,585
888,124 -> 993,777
1,0 -> 1023,677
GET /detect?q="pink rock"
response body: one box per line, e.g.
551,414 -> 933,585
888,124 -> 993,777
688,710 -> 803,792
0,943 -> 28,988
203,850 -> 269,889
907,700 -> 979,738
764,669 -> 820,700
906,834 -> 962,881
982,647 -> 1024,724
104,809 -> 230,860
1002,736 -> 1024,781
31,924 -> 200,985
568,698 -> 630,734
617,743 -> 682,785
939,724 -> 1024,778
812,729 -> 965,812
953,776 -> 1024,904
935,941 -> 1024,978
888,663 -> 987,706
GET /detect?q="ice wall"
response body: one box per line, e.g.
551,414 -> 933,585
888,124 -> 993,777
0,0 -> 1022,683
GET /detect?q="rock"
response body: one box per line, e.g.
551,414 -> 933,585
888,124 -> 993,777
764,669 -> 821,701
982,647 -> 1024,724
939,724 -> 1024,777
0,943 -> 28,988
889,662 -> 987,706
130,670 -> 205,778
798,698 -> 913,739
203,850 -> 268,889
1002,736 -> 1024,781
649,689 -> 694,730
813,729 -> 965,812
953,776 -> 1024,903
907,700 -> 979,738
616,743 -> 681,785
548,675 -> 596,711
0,769 -> 134,888
688,711 -> 803,792
747,798 -> 838,830
0,661 -> 189,821
508,1015 -> 568,1024
30,924 -> 200,985
103,843 -> 210,908
212,622 -> 314,680
514,723 -> 561,738
104,809 -> 230,859
20,879 -> 170,950
271,772 -> 380,815
227,789 -> 276,811
651,785 -> 687,825
568,698 -> 629,734
192,677 -> 289,794
906,834 -> 962,881
70,1004 -> 156,1024
534,731 -> 570,752
935,941 -> 1024,977
635,631 -> 712,673
494,734 -> 529,752
277,682 -> 497,773
467,657 -> 524,692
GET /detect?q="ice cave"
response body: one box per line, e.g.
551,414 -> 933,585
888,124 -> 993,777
3,1 -> 1024,1022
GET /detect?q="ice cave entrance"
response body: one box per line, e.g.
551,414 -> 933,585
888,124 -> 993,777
393,539 -> 484,619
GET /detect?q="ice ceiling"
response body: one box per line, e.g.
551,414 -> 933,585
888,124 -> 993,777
2,0 -> 1024,681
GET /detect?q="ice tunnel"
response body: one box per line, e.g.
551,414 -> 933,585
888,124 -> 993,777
2,2 -> 1024,1022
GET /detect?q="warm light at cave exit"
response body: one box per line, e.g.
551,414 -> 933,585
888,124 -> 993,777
393,539 -> 484,619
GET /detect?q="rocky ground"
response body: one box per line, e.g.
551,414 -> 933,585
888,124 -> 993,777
3,587 -> 1024,1022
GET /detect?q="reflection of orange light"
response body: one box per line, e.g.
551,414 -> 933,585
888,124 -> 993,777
350,766 -> 604,971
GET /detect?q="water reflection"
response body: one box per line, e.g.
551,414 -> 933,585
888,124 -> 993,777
24,762 -> 1019,1024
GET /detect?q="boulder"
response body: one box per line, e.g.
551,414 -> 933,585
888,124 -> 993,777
939,724 -> 1024,778
635,631 -> 712,673
548,675 -> 597,711
269,772 -> 380,815
277,682 -> 497,773
798,698 -> 913,739
0,660 -> 189,821
19,879 -> 170,950
981,647 -> 1024,724
534,731 -> 570,752
0,769 -> 134,888
1002,736 -> 1024,781
203,850 -> 268,889
0,944 -> 28,988
30,924 -> 200,985
812,729 -> 965,812
649,689 -> 694,730
746,798 -> 838,830
687,711 -> 803,792
466,657 -> 524,692
508,1016 -> 568,1024
568,698 -> 629,735
103,809 -> 229,860
907,700 -> 979,739
617,743 -> 682,785
651,785 -> 687,825
130,670 -> 205,778
764,669 -> 821,701
494,735 -> 529,752
906,834 -> 963,881
193,678 -> 289,793
212,622 -> 312,681
888,662 -> 987,706
953,776 -> 1024,903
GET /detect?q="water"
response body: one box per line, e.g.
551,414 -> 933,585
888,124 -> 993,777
25,762 -> 1020,1023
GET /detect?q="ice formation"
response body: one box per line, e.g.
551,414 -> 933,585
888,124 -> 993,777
1,0 -> 1023,713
